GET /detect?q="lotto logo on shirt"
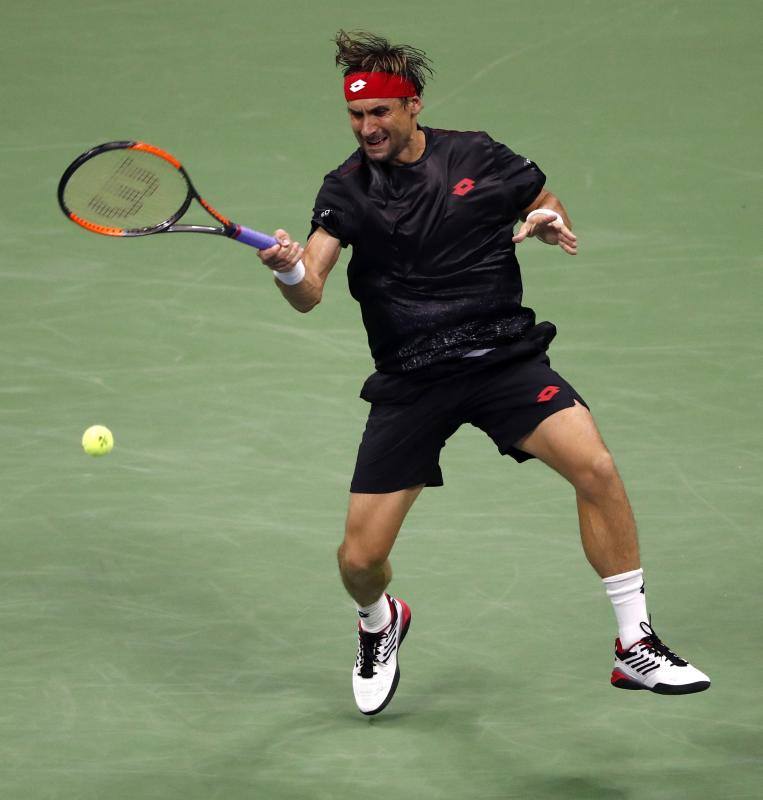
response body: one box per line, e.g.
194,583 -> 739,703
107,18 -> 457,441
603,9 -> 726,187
452,178 -> 475,196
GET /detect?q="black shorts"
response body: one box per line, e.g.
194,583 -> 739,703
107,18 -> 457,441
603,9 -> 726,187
350,348 -> 587,494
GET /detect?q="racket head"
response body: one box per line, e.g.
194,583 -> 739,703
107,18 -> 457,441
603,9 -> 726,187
57,141 -> 195,237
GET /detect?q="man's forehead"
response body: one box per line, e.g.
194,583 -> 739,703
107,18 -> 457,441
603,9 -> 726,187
347,98 -> 397,112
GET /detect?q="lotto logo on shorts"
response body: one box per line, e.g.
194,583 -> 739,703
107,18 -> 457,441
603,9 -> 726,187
537,385 -> 561,403
349,79 -> 367,93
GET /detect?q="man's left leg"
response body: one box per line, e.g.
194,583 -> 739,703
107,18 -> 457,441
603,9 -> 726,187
517,402 -> 711,694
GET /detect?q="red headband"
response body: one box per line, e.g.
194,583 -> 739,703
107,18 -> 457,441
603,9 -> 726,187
344,72 -> 417,101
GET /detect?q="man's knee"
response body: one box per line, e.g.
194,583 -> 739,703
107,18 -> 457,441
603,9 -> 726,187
339,486 -> 422,576
338,516 -> 389,572
337,540 -> 386,575
574,448 -> 620,499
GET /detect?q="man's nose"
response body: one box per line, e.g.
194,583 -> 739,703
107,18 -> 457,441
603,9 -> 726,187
361,117 -> 378,138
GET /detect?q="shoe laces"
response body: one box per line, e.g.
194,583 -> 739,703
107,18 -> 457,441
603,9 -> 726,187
637,620 -> 688,666
356,627 -> 388,679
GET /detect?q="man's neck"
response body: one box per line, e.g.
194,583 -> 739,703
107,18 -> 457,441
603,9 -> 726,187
391,128 -> 426,166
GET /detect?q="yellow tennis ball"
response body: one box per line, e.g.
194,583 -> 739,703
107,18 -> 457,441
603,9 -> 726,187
82,425 -> 114,456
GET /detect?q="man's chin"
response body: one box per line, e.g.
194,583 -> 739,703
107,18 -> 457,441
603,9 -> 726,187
365,150 -> 391,162
363,140 -> 394,161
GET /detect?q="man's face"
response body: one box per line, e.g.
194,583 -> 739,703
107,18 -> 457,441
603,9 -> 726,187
347,97 -> 421,163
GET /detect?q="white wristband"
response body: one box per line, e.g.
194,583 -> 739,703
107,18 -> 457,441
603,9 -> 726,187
272,259 -> 306,286
526,208 -> 563,225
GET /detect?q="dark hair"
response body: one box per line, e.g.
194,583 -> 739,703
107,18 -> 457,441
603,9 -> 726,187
334,30 -> 434,96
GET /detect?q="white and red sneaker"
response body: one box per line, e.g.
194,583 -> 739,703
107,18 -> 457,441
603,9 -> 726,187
611,622 -> 710,695
352,594 -> 411,715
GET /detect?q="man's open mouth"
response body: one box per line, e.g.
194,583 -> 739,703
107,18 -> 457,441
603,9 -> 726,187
366,136 -> 388,147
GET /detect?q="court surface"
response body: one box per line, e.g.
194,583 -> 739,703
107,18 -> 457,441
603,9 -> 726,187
1,1 -> 761,797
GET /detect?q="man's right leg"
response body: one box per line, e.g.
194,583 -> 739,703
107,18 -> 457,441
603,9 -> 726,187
338,486 -> 423,605
338,486 -> 423,715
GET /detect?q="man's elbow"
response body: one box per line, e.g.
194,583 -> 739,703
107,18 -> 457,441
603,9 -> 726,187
295,292 -> 322,313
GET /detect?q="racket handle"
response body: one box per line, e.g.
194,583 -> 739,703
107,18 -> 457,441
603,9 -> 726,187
232,225 -> 278,250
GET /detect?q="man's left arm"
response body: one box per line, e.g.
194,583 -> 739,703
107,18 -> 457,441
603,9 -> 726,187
512,189 -> 578,256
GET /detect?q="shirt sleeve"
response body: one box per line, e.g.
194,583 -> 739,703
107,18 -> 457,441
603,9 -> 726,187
308,173 -> 353,248
490,139 -> 546,220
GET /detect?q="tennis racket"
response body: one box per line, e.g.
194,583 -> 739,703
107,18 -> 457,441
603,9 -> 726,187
57,140 -> 277,250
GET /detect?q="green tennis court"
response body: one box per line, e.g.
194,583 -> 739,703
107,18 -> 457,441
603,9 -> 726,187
2,1 -> 761,797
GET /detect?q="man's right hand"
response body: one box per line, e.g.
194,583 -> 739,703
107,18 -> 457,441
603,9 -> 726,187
258,229 -> 305,272
259,226 -> 342,313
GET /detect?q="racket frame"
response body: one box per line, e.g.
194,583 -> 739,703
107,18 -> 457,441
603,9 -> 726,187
57,140 -> 274,248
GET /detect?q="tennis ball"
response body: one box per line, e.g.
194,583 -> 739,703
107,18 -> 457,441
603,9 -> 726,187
82,425 -> 114,457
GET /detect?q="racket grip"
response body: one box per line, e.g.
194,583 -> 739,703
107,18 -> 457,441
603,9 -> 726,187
232,225 -> 278,250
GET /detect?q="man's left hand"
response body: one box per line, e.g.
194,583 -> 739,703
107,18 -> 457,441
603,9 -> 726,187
512,214 -> 578,256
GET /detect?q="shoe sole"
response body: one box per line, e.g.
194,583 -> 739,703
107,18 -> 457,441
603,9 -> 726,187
611,669 -> 711,695
360,603 -> 411,716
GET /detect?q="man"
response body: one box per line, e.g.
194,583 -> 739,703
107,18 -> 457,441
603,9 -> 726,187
257,31 -> 710,715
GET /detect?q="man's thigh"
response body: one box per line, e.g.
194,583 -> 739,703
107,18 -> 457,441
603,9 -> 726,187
343,486 -> 424,564
465,353 -> 588,463
515,400 -> 611,483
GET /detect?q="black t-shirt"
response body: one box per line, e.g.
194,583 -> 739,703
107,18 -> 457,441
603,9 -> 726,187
309,126 -> 547,373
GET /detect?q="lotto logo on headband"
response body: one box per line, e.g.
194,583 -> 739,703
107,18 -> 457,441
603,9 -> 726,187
344,72 -> 417,100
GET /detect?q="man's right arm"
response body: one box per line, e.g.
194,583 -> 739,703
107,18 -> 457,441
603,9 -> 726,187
257,226 -> 342,313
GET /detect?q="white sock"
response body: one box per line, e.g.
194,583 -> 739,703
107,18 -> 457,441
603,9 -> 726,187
357,594 -> 392,633
602,568 -> 649,650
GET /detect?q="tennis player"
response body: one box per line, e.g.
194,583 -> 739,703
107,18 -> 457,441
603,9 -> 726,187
257,31 -> 711,714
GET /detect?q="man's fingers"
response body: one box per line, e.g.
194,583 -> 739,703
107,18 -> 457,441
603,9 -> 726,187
284,241 -> 302,262
273,228 -> 296,250
271,243 -> 304,272
515,216 -> 578,254
258,229 -> 300,268
514,216 -> 560,243
512,222 -> 532,243
559,238 -> 578,255
553,223 -> 577,254
259,242 -> 281,260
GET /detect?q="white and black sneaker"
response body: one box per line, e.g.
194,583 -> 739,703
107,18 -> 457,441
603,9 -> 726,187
611,621 -> 711,695
352,594 -> 411,715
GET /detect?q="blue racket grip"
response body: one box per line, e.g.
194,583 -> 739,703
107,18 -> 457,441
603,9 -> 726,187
232,225 -> 278,250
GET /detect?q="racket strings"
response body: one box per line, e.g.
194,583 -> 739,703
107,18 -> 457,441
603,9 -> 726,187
63,148 -> 189,233
87,156 -> 161,220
